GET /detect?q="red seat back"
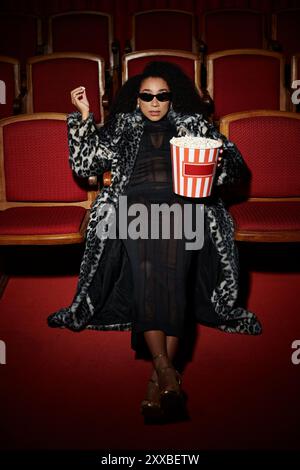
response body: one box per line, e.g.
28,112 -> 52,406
1,115 -> 88,203
27,54 -> 105,124
123,51 -> 200,91
0,13 -> 41,69
202,9 -> 266,54
221,112 -> 300,198
49,11 -> 113,72
207,50 -> 285,120
132,10 -> 196,52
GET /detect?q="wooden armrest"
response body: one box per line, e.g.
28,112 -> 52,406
111,39 -> 120,87
103,171 -> 112,186
36,43 -> 46,55
13,95 -> 23,114
102,92 -> 109,110
198,39 -> 207,55
88,172 -> 112,188
200,88 -> 215,121
124,39 -> 132,54
88,176 -> 99,186
269,39 -> 282,52
13,85 -> 27,114
111,39 -> 120,56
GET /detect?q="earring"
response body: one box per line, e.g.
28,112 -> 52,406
136,102 -> 140,110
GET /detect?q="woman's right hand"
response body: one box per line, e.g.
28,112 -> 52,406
70,86 -> 90,120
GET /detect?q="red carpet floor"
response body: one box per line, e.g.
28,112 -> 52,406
0,246 -> 300,454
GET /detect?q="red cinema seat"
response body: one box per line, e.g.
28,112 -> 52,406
0,13 -> 42,70
206,49 -> 287,121
48,10 -> 119,97
220,110 -> 300,242
0,113 -> 97,245
26,53 -> 105,124
200,9 -> 267,54
122,49 -> 201,93
129,10 -> 198,53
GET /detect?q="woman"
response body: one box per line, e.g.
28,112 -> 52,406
48,62 -> 261,422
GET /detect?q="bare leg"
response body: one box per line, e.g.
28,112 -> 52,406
144,330 -> 169,380
144,330 -> 179,382
143,330 -> 168,358
166,335 -> 179,362
141,330 -> 181,417
141,330 -> 168,414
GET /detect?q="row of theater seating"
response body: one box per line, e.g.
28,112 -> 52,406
1,8 -> 299,73
0,8 -> 299,270
0,110 -> 299,248
1,8 -> 299,120
1,48 -> 300,122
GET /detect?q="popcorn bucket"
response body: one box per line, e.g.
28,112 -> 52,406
170,136 -> 222,198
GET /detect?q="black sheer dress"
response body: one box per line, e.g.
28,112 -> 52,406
124,118 -> 184,344
87,115 -> 222,353
119,116 -> 211,351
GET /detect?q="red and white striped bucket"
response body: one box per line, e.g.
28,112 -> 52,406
170,136 -> 222,198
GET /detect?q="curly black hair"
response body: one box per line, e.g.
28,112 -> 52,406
108,61 -> 209,119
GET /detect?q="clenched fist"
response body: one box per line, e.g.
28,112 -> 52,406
70,86 -> 90,120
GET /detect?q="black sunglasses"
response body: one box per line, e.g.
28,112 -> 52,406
138,92 -> 172,102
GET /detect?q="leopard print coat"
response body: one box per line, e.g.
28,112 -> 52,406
47,108 -> 262,335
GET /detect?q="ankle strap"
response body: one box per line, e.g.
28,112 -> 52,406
152,353 -> 167,361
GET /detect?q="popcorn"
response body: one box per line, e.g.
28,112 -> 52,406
170,136 -> 222,198
170,136 -> 222,149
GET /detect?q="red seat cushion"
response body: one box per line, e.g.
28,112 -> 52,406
229,201 -> 300,232
0,206 -> 86,235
